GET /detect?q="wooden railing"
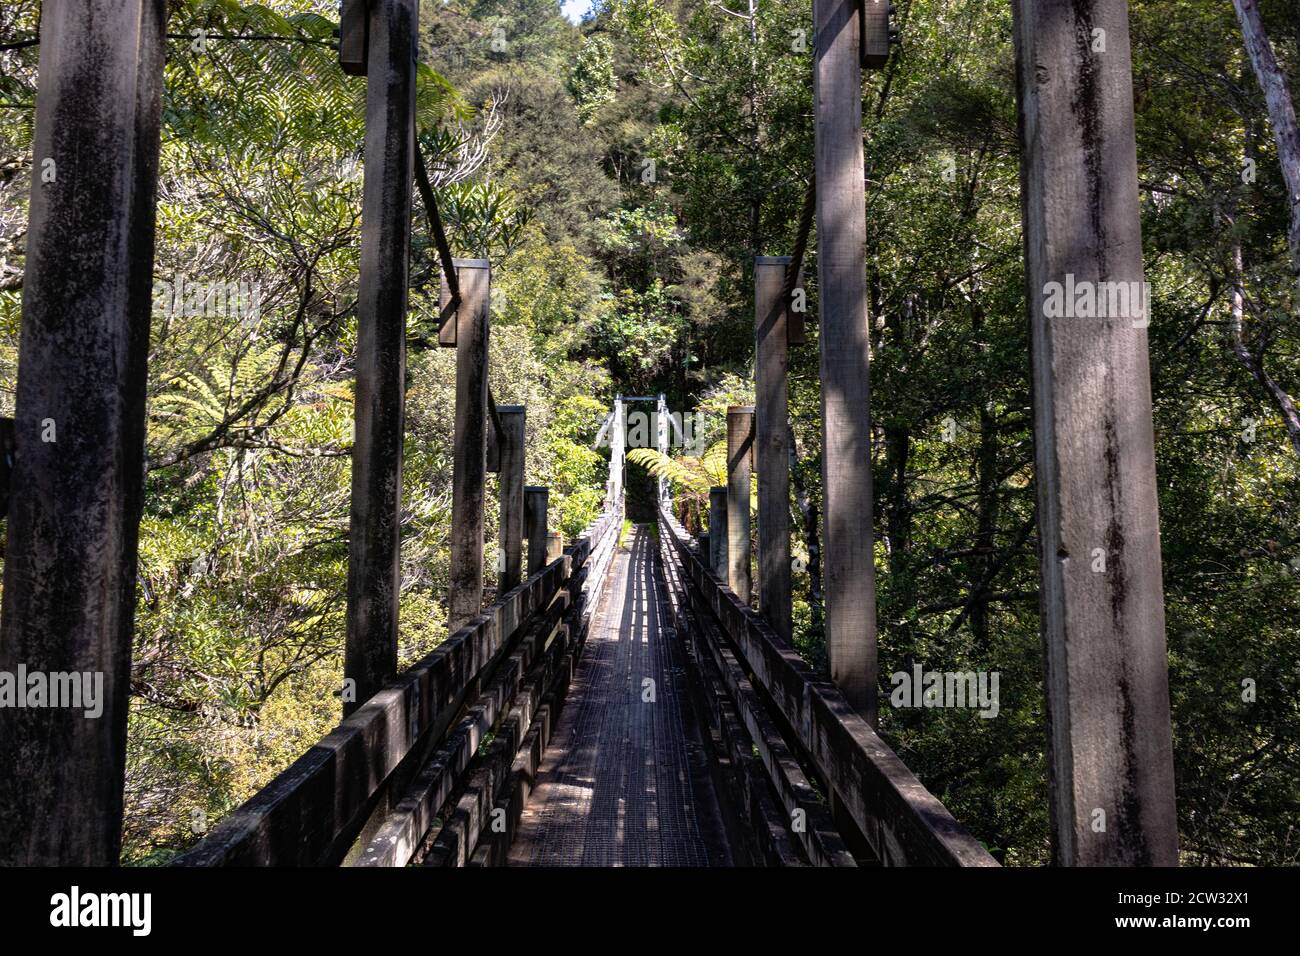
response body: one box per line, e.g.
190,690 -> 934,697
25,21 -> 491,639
175,501 -> 622,867
658,505 -> 997,867
177,379 -> 629,867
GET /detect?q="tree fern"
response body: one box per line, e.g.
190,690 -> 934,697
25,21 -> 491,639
628,439 -> 755,514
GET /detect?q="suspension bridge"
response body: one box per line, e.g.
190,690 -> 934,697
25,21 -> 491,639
0,0 -> 1178,868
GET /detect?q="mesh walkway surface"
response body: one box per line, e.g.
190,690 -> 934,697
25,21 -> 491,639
507,525 -> 733,866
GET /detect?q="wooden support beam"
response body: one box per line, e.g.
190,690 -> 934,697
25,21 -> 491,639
814,0 -> 880,723
0,0 -> 166,866
486,392 -> 504,473
339,0 -> 369,76
656,393 -> 670,505
783,182 -> 813,346
608,396 -> 624,504
525,486 -> 549,577
546,532 -> 564,565
0,418 -> 14,520
660,512 -> 998,867
859,0 -> 892,68
496,406 -> 525,594
417,145 -> 460,340
438,265 -> 458,347
345,0 -> 419,715
174,518 -> 617,868
726,407 -> 754,601
1011,0 -> 1178,866
709,486 -> 729,581
754,257 -> 793,642
448,259 -> 491,633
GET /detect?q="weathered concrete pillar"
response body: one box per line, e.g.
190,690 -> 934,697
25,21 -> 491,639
754,256 -> 793,641
496,406 -> 525,594
0,0 -> 166,866
813,0 -> 879,723
525,486 -> 549,577
726,407 -> 754,601
708,486 -> 729,581
1011,0 -> 1178,866
447,259 -> 490,633
345,0 -> 419,714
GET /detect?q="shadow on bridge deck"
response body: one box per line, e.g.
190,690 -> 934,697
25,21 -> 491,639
508,525 -> 736,866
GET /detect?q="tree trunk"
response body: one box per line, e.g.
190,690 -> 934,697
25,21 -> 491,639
1224,115 -> 1300,457
1234,0 -> 1300,300
1229,232 -> 1300,455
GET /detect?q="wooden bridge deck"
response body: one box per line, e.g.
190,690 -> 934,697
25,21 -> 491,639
508,526 -> 734,866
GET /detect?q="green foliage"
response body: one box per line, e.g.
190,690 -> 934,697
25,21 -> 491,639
596,280 -> 685,390
545,395 -> 608,537
568,34 -> 619,124
439,180 -> 533,258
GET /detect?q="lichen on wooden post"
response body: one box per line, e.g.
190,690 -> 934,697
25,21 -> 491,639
345,0 -> 419,716
0,0 -> 167,865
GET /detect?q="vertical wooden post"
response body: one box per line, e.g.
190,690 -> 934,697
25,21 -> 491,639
496,406 -> 525,594
345,0 -> 418,715
0,0 -> 166,865
754,256 -> 793,641
339,0 -> 369,75
1012,0 -> 1178,865
447,260 -> 491,632
708,486 -> 729,581
525,486 -> 549,577
656,393 -> 669,505
813,0 -> 879,722
726,407 -> 754,601
610,396 -> 624,504
860,0 -> 893,68
546,532 -> 564,564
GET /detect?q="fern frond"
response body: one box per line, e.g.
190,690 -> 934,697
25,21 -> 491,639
627,447 -> 710,495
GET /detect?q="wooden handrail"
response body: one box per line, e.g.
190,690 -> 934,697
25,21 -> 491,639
355,503 -> 622,866
174,508 -> 621,866
659,505 -> 998,867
